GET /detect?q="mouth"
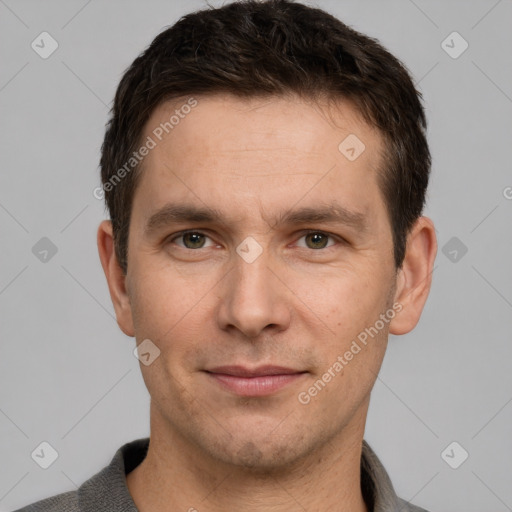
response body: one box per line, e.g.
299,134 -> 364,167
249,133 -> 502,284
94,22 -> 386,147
204,365 -> 308,397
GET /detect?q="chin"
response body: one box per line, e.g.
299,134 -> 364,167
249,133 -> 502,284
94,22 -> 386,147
201,429 -> 315,475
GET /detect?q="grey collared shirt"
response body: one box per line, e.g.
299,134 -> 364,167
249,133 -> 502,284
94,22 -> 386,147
14,438 -> 429,512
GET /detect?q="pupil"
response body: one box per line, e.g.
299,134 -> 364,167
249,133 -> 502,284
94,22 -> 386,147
307,233 -> 327,249
185,233 -> 204,248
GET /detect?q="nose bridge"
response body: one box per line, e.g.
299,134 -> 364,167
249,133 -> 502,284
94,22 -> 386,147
217,243 -> 290,338
234,250 -> 271,301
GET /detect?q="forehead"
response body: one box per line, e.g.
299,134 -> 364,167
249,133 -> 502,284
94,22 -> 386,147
134,93 -> 386,224
143,93 -> 381,160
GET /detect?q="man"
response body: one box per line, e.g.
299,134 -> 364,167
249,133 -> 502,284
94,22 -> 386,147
16,0 -> 437,510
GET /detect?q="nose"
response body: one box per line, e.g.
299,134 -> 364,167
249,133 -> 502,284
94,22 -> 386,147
216,251 -> 291,339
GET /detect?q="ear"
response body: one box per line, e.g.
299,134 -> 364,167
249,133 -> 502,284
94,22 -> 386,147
97,220 -> 135,337
389,216 -> 437,335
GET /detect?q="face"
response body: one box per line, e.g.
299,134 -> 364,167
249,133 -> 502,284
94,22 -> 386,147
122,94 -> 399,470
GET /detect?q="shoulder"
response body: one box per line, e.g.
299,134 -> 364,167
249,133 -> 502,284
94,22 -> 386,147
11,490 -> 79,512
11,438 -> 148,512
396,497 -> 431,512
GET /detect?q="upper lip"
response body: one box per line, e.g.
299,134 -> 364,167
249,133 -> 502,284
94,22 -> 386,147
205,365 -> 305,377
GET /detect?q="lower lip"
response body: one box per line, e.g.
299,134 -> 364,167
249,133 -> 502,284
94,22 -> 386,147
206,372 -> 306,397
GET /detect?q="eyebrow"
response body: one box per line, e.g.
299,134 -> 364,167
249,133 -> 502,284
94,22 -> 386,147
276,205 -> 368,232
144,202 -> 369,235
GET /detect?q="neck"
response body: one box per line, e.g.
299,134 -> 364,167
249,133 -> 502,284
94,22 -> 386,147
127,402 -> 369,512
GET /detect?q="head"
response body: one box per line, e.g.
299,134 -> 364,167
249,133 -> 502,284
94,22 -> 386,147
98,0 -> 436,472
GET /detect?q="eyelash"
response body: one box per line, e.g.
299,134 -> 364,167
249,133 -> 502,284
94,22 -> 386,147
167,229 -> 343,250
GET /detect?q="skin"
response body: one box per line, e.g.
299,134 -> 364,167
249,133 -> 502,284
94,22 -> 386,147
98,93 -> 437,512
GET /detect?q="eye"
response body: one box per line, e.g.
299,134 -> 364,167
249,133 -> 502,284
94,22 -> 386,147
295,231 -> 337,250
170,231 -> 215,249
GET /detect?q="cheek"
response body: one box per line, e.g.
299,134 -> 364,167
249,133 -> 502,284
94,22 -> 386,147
290,265 -> 393,393
128,262 -> 207,339
129,267 -> 219,375
291,265 -> 386,336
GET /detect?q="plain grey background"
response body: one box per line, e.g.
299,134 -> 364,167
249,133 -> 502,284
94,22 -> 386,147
1,0 -> 511,510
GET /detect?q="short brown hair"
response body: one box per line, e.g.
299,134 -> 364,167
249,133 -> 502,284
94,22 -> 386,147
100,0 -> 430,273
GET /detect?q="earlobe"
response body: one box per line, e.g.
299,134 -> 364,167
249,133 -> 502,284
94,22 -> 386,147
97,220 -> 135,337
389,216 -> 437,335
